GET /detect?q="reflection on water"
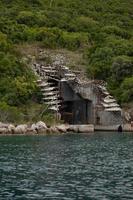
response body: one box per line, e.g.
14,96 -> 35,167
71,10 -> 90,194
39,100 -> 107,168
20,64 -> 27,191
0,132 -> 133,200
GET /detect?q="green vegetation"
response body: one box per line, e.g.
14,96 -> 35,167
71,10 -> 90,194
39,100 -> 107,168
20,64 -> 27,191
0,0 -> 133,122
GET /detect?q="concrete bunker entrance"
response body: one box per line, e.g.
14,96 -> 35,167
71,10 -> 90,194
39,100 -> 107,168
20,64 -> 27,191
61,99 -> 92,125
60,81 -> 93,125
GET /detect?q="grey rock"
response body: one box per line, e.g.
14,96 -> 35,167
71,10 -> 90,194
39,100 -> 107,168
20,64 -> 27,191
14,124 -> 28,134
56,124 -> 69,133
0,122 -> 9,128
8,124 -> 15,134
68,125 -> 79,133
26,127 -> 37,134
36,121 -> 47,129
49,126 -> 60,134
0,128 -> 9,134
31,121 -> 47,134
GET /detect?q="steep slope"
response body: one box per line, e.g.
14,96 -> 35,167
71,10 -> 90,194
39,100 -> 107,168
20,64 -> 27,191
0,0 -> 132,122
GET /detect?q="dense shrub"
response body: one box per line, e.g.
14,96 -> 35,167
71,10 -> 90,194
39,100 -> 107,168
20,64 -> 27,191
120,78 -> 133,103
0,0 -> 132,111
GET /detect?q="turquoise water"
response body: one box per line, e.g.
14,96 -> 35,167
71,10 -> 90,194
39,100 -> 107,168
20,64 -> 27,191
0,132 -> 133,200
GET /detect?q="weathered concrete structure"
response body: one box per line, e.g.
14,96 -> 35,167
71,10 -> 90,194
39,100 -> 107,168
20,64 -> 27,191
32,54 -> 122,127
60,78 -> 122,126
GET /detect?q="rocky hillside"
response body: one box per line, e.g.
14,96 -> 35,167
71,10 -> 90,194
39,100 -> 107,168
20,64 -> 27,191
0,0 -> 132,122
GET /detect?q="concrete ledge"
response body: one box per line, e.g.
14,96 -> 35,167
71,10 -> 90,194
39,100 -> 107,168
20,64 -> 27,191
68,124 -> 94,133
123,124 -> 133,132
95,125 -> 118,131
95,124 -> 133,132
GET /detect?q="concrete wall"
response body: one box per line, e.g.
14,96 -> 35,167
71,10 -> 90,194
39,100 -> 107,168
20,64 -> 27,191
74,83 -> 122,126
74,84 -> 98,104
60,81 -> 80,101
72,100 -> 88,124
86,101 -> 94,124
97,110 -> 122,126
60,81 -> 122,126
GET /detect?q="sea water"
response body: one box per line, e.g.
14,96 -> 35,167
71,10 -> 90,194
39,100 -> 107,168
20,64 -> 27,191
0,132 -> 133,200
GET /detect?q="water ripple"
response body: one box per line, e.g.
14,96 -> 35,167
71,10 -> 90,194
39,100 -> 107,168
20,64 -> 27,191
0,133 -> 133,199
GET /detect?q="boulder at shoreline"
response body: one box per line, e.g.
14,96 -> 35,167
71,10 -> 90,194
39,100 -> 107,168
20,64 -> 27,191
0,121 -> 95,135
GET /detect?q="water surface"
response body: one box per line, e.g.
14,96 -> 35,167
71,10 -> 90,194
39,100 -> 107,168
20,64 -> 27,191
0,132 -> 133,200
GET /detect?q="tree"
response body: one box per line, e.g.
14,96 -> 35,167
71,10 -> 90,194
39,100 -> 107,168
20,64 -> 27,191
120,77 -> 133,103
111,56 -> 133,82
0,32 -> 10,51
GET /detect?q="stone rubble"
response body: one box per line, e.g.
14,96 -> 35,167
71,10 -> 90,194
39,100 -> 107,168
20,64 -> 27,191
0,121 -> 95,135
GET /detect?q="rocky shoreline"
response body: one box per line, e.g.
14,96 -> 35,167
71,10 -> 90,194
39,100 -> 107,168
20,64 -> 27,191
0,121 -> 94,135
